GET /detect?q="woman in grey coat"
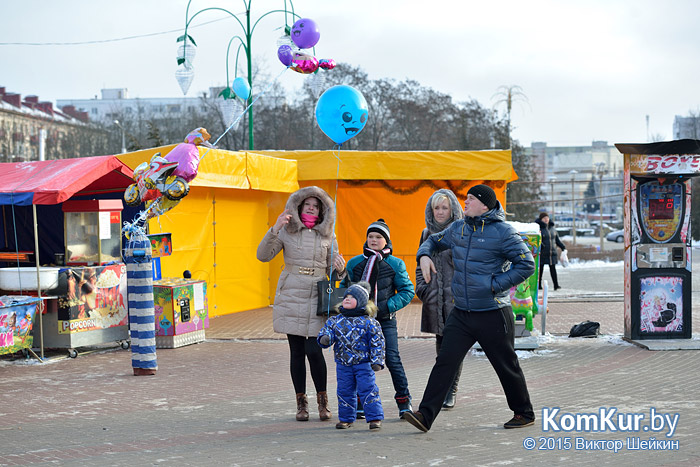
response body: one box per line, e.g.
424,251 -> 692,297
415,188 -> 463,409
257,186 -> 346,422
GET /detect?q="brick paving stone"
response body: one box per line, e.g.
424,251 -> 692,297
1,298 -> 699,466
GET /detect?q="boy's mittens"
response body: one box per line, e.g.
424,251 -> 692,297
371,364 -> 382,372
319,335 -> 330,346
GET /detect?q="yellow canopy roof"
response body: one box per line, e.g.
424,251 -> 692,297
117,145 -> 299,193
252,149 -> 516,181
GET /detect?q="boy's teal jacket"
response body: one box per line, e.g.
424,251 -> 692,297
342,254 -> 414,321
416,203 -> 534,312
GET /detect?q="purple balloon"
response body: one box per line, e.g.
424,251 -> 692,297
291,18 -> 320,49
277,45 -> 293,67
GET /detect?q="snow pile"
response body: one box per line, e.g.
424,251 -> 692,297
565,259 -> 623,269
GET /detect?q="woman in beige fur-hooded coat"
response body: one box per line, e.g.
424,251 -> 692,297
257,186 -> 345,422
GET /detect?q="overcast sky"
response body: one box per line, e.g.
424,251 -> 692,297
2,0 -> 700,147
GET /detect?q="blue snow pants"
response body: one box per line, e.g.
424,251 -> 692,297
336,362 -> 384,423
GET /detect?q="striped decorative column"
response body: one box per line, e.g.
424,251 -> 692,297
124,234 -> 157,376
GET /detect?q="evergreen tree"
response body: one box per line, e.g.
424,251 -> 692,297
583,179 -> 599,213
146,120 -> 164,147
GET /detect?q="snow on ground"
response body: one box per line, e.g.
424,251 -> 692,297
565,259 -> 623,269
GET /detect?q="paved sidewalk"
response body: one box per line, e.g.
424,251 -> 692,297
206,295 -> 700,340
1,298 -> 699,466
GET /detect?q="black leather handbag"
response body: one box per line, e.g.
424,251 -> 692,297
316,271 -> 346,316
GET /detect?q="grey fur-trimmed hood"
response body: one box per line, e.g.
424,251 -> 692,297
284,186 -> 336,237
424,188 -> 464,233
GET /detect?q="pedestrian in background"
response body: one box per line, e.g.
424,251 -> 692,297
343,219 -> 415,419
318,281 -> 385,430
535,212 -> 566,290
415,189 -> 464,409
257,186 -> 345,422
405,184 -> 536,433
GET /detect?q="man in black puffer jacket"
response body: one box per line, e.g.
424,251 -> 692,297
404,184 -> 536,433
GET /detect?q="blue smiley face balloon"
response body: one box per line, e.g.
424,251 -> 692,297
315,85 -> 368,145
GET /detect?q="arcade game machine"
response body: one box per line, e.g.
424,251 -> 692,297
149,233 -> 209,349
509,221 -> 543,350
615,140 -> 698,344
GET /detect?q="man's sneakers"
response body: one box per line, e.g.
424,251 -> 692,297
504,414 -> 535,429
369,420 -> 382,430
396,395 -> 412,419
403,411 -> 429,432
335,421 -> 353,429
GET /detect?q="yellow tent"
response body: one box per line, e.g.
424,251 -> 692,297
253,149 -> 516,298
118,147 -> 515,315
117,145 -> 298,317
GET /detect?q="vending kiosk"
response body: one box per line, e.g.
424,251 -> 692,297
615,140 -> 698,340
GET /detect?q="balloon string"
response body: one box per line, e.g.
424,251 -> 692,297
200,65 -> 290,161
123,66 -> 296,236
327,143 -> 342,284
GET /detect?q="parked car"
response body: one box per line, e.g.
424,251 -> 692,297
606,229 -> 624,243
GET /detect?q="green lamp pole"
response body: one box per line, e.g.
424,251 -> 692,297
178,0 -> 300,150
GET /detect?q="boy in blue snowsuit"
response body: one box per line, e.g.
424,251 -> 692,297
318,282 -> 385,430
343,219 -> 415,418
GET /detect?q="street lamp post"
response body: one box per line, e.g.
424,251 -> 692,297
179,0 -> 300,150
114,120 -> 126,154
569,170 -> 578,246
548,176 -> 556,222
595,162 -> 607,252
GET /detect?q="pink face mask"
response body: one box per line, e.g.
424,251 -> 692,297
300,213 -> 318,229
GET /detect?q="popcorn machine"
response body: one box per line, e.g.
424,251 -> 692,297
616,140 -> 697,340
32,199 -> 129,356
63,199 -> 123,266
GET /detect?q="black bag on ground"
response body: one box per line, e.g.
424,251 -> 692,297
316,271 -> 347,316
569,320 -> 600,338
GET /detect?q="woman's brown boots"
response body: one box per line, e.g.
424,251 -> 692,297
296,393 -> 309,421
317,391 -> 332,421
296,392 -> 332,421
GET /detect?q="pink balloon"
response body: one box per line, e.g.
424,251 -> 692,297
290,52 -> 319,74
163,143 -> 200,182
319,59 -> 336,70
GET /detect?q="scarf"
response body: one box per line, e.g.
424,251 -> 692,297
360,243 -> 392,303
340,307 -> 367,317
300,213 -> 318,229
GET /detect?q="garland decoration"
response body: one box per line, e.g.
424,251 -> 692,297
341,179 -> 498,199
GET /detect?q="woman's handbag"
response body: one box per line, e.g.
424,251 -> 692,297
316,271 -> 347,316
